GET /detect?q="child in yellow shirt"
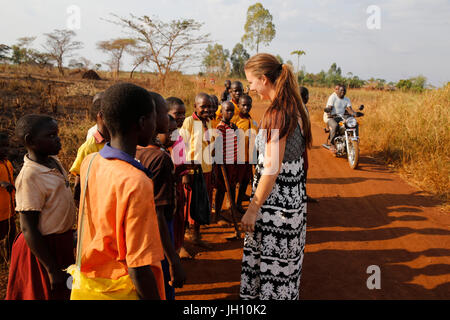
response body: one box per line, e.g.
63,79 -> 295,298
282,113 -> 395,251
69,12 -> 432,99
179,93 -> 213,247
70,94 -> 110,201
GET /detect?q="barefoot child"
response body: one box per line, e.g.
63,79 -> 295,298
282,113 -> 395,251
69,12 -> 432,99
179,93 -> 213,247
69,83 -> 165,300
235,94 -> 258,213
136,93 -> 186,300
6,115 -> 76,300
214,101 -> 239,224
0,132 -> 16,260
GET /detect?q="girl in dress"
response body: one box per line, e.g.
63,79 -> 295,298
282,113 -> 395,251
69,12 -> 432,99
240,53 -> 312,300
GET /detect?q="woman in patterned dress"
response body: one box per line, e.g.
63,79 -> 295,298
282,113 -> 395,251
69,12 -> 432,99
240,53 -> 312,300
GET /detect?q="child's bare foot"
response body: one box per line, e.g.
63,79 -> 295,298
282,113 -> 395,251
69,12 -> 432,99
179,246 -> 193,260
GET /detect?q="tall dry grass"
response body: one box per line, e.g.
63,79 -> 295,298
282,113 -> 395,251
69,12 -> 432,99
361,86 -> 449,202
306,86 -> 450,203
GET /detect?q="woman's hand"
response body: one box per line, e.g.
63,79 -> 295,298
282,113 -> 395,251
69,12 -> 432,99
241,206 -> 258,233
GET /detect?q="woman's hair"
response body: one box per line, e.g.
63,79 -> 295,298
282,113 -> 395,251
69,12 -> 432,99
244,53 -> 312,149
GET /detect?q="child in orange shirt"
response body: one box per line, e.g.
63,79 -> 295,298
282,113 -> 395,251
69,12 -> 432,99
0,132 -> 16,260
69,83 -> 165,300
216,81 -> 243,124
209,95 -> 220,129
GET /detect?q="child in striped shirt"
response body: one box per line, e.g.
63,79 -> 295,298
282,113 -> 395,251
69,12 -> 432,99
214,101 -> 239,223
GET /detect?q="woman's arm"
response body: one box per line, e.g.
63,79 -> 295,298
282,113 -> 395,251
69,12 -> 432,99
19,211 -> 66,290
241,134 -> 287,232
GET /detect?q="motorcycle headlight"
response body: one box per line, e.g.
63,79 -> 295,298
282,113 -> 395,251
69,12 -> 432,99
346,117 -> 357,128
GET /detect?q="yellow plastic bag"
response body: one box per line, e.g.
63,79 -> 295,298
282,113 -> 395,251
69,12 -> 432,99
67,265 -> 139,300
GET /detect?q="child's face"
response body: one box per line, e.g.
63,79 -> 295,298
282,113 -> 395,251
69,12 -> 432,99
29,120 -> 61,156
0,138 -> 9,160
239,97 -> 252,115
208,99 -> 218,120
194,97 -> 211,120
168,104 -> 186,128
222,102 -> 235,122
230,83 -> 243,102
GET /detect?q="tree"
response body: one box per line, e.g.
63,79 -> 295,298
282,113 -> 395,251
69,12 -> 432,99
275,54 -> 284,64
10,36 -> 37,64
230,43 -> 250,78
0,44 -> 11,62
241,3 -> 276,53
7,36 -> 52,68
97,38 -> 136,77
290,50 -> 306,74
202,43 -> 230,77
108,14 -> 210,85
42,29 -> 83,75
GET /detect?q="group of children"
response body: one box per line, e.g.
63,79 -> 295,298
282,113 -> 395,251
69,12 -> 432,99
0,79 -> 261,300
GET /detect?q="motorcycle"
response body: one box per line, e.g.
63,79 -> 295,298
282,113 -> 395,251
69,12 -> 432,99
322,105 -> 365,169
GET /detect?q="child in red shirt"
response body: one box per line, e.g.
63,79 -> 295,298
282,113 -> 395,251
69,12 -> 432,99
214,101 -> 239,223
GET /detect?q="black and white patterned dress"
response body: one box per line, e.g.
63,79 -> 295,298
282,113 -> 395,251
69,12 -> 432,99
240,124 -> 307,300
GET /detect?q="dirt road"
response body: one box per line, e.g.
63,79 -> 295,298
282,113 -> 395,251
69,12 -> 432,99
175,102 -> 450,300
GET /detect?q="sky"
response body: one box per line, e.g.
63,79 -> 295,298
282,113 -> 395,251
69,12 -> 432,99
1,0 -> 449,87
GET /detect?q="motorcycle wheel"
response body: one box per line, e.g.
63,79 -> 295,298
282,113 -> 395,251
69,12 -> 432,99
348,140 -> 359,169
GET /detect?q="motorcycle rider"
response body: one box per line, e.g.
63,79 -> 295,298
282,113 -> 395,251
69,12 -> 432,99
324,84 -> 357,153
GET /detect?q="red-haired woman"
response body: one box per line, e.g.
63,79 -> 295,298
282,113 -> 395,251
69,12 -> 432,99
240,53 -> 312,300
